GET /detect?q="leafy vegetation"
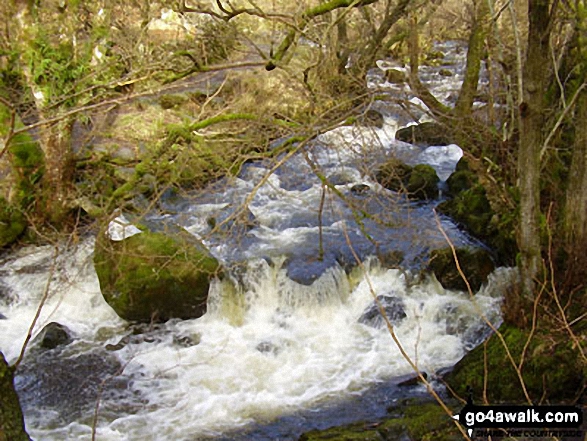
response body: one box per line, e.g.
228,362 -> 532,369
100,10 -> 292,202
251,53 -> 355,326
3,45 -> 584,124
0,0 -> 586,439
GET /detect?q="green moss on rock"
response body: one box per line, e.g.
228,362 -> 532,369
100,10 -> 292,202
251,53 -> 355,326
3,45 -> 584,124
444,324 -> 585,403
299,399 -> 462,441
0,197 -> 26,248
427,247 -> 495,292
395,122 -> 452,146
94,229 -> 221,322
376,159 -> 439,200
0,351 -> 32,441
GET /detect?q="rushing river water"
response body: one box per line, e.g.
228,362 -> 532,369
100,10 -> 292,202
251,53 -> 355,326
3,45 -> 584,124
0,41 -> 512,440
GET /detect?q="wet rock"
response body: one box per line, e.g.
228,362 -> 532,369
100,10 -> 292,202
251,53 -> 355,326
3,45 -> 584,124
376,158 -> 439,200
350,183 -> 370,196
436,304 -> 493,349
384,68 -> 406,84
94,226 -> 221,323
0,313 -> 6,320
299,397 -> 461,441
256,341 -> 280,355
359,295 -> 407,328
438,68 -> 454,77
14,350 -> 129,424
34,322 -> 73,350
377,249 -> 405,268
395,122 -> 453,146
285,255 -> 337,286
326,170 -> 355,186
398,372 -> 428,387
206,204 -> 257,235
427,247 -> 495,292
173,333 -> 201,347
358,109 -> 385,128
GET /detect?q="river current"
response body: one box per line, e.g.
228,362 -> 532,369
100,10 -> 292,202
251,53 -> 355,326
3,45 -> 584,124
0,41 -> 513,440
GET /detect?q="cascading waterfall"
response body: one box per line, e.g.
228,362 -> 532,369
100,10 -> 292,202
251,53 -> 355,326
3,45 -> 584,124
0,40 -> 514,440
0,240 -> 513,441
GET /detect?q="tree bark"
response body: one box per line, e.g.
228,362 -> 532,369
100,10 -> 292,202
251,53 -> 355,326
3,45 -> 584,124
564,87 -> 587,254
0,352 -> 31,441
517,0 -> 553,297
455,0 -> 489,116
40,118 -> 74,225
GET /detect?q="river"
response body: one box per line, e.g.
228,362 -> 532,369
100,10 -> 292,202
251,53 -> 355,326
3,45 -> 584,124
0,41 -> 513,440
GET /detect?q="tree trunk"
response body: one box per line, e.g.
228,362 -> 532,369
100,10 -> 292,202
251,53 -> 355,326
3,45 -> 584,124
40,118 -> 74,225
0,352 -> 31,441
455,0 -> 489,117
517,0 -> 552,297
564,87 -> 587,257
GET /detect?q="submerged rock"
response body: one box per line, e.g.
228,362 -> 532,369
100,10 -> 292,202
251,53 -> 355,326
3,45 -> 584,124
94,226 -> 221,323
359,294 -> 407,328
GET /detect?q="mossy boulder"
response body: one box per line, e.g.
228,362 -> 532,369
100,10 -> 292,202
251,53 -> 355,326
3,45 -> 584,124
438,157 -> 517,263
396,122 -> 452,147
0,351 -> 32,441
427,247 -> 495,292
299,399 -> 461,441
94,228 -> 221,322
444,324 -> 586,403
0,197 -> 26,248
376,158 -> 439,200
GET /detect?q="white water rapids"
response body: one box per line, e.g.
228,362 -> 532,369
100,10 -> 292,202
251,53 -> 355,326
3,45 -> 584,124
0,40 -> 513,440
0,240 -> 510,440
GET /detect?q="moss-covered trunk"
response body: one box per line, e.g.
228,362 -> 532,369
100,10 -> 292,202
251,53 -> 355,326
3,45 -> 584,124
517,0 -> 552,297
0,352 -> 31,441
454,0 -> 489,117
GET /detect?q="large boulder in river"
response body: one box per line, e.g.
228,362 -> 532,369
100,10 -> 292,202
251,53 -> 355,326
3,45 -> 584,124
376,158 -> 439,200
395,122 -> 452,146
94,227 -> 221,322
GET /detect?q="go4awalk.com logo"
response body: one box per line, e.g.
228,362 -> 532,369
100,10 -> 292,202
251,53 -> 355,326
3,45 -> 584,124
452,399 -> 583,438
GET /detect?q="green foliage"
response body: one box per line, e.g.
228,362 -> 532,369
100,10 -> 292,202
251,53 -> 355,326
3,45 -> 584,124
8,133 -> 45,209
300,399 -> 461,441
24,31 -> 89,106
0,197 -> 26,248
445,324 -> 585,403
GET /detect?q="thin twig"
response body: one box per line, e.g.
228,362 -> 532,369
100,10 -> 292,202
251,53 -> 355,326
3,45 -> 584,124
13,245 -> 60,369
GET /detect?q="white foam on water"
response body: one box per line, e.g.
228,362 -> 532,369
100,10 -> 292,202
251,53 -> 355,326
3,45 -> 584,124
0,239 -> 511,441
0,240 -> 124,362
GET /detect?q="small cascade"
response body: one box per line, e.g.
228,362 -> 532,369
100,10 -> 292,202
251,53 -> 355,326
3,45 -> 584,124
0,40 -> 513,440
